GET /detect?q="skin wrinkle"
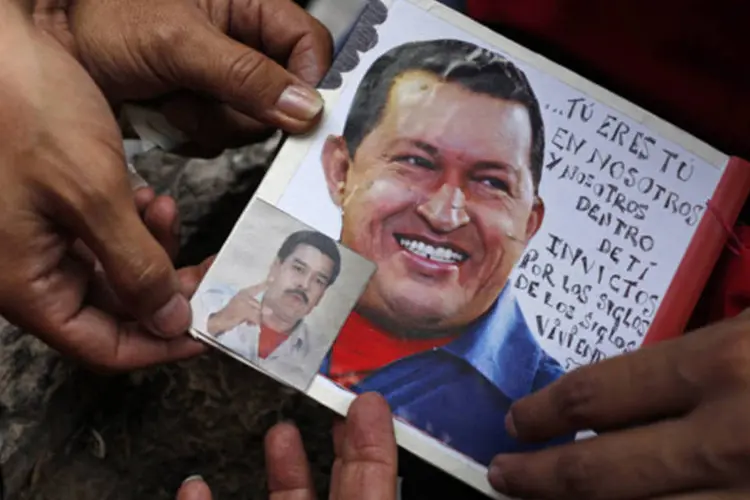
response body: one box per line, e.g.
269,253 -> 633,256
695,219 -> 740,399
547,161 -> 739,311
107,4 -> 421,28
227,0 -> 260,48
198,0 -> 231,32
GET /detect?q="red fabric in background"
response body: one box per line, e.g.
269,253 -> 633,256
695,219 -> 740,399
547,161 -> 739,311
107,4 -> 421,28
465,0 -> 750,162
691,226 -> 750,326
466,0 -> 750,325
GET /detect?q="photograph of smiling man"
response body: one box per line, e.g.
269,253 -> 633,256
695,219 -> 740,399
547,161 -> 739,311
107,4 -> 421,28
315,39 -> 575,466
193,200 -> 376,392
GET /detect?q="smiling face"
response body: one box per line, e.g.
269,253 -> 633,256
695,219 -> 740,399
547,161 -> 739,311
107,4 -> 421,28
262,243 -> 335,332
323,71 -> 544,336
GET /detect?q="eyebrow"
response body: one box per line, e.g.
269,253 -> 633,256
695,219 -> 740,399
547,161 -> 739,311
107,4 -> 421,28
292,258 -> 309,269
389,138 -> 440,157
389,138 -> 524,179
474,160 -> 520,178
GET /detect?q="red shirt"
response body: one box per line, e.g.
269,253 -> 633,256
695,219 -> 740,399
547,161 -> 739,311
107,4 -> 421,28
258,325 -> 288,359
328,312 -> 457,388
466,0 -> 750,161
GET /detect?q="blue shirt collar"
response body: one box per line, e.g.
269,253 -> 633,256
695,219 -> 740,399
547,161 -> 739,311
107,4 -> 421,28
442,283 -> 544,400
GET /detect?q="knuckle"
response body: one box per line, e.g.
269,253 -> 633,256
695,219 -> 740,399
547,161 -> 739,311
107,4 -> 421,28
721,429 -> 750,471
707,332 -> 750,386
64,169 -> 125,218
309,18 -> 334,54
151,21 -> 191,53
552,371 -> 598,428
699,407 -> 750,477
555,449 -> 598,497
119,256 -> 171,301
224,50 -> 274,100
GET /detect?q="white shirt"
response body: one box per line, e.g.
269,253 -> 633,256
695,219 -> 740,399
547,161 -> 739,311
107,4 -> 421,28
198,284 -> 328,390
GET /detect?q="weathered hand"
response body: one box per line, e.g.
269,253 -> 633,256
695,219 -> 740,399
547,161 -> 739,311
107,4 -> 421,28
0,4 -> 204,371
488,310 -> 750,500
33,0 -> 333,156
175,393 -> 399,500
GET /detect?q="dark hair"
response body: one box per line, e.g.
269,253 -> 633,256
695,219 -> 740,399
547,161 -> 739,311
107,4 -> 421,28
342,39 -> 545,191
277,230 -> 342,286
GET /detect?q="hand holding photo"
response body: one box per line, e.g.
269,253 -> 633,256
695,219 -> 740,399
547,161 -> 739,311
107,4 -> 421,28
191,199 -> 376,391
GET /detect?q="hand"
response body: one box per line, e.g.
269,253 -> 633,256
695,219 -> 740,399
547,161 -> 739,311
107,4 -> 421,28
488,310 -> 750,500
33,0 -> 333,156
0,5 -> 203,371
206,281 -> 268,335
175,392 -> 399,500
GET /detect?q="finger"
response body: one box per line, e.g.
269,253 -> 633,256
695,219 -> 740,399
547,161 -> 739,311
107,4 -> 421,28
62,312 -> 206,373
245,280 -> 269,296
264,422 -> 316,500
507,337 -> 700,443
331,393 -> 398,500
74,194 -> 183,318
330,416 -> 346,499
177,255 -> 216,297
165,20 -> 324,134
332,416 -> 346,456
228,0 -> 334,85
83,245 -> 208,320
9,246 -> 206,372
489,418 -> 719,500
176,476 -> 212,500
142,194 -> 181,261
651,489 -> 750,500
47,159 -> 190,339
156,92 -> 275,154
134,186 -> 156,214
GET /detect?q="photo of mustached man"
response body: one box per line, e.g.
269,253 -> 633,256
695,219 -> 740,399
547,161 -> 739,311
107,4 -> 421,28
317,39 -> 575,465
201,229 -> 342,389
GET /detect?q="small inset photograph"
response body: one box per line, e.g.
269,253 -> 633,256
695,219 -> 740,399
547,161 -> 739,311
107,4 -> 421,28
191,198 -> 376,391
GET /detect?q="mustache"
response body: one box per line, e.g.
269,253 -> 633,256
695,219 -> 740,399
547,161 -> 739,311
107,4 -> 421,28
283,289 -> 309,305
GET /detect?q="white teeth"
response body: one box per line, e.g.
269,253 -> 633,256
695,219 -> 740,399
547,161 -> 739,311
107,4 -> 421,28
396,237 -> 467,264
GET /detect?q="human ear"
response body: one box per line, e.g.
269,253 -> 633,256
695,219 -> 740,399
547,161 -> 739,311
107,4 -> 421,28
322,135 -> 352,208
524,196 -> 545,241
268,259 -> 281,283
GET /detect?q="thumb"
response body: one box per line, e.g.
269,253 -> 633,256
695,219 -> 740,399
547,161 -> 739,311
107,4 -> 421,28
165,20 -> 324,134
176,476 -> 212,500
53,164 -> 191,338
331,393 -> 399,500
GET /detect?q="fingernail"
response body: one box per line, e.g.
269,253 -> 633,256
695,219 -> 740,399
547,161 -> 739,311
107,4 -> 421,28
181,474 -> 203,485
488,459 -> 507,492
505,411 -> 517,437
150,293 -> 191,337
276,84 -> 324,121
